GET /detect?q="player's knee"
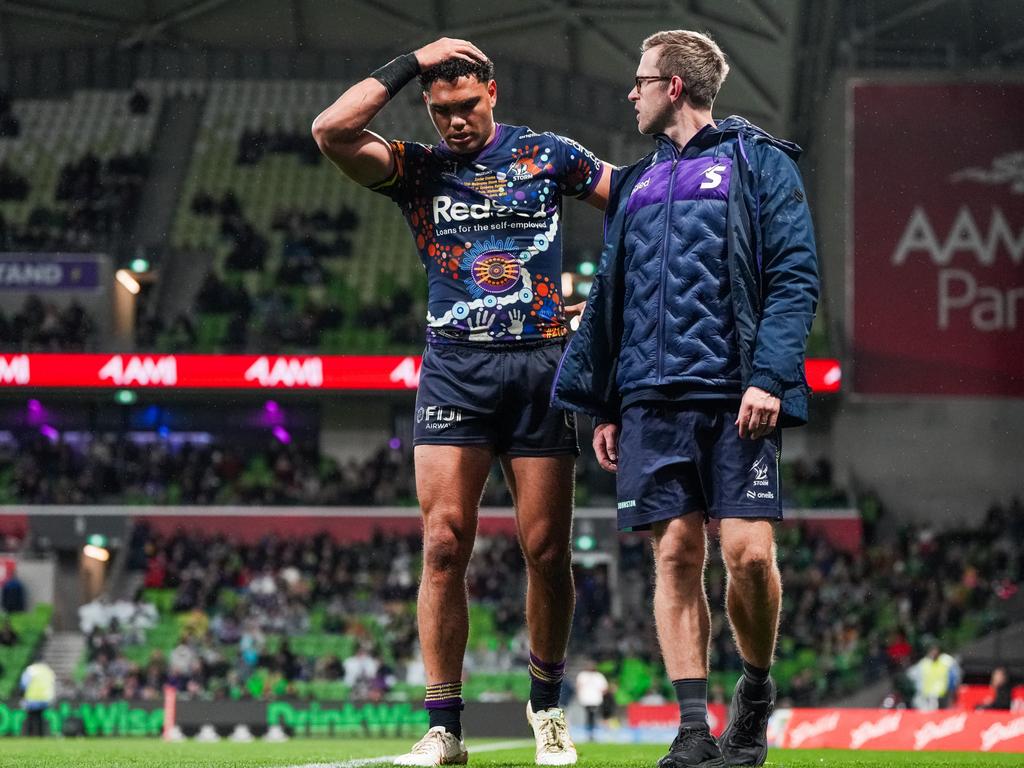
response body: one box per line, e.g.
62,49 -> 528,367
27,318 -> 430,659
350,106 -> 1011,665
422,523 -> 472,577
723,540 -> 775,582
522,537 -> 571,578
655,538 -> 705,580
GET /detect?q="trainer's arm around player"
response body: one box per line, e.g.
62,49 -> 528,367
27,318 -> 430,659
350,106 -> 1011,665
311,38 -> 486,186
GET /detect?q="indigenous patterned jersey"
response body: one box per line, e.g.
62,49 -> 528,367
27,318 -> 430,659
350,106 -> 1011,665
369,123 -> 603,344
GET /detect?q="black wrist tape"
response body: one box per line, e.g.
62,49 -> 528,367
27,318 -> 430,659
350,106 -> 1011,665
371,53 -> 420,98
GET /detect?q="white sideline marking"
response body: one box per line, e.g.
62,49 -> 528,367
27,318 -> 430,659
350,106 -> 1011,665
280,739 -> 531,768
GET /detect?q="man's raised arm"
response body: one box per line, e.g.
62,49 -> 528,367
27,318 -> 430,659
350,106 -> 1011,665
311,38 -> 486,187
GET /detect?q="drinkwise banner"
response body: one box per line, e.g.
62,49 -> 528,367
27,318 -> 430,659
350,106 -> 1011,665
3,700 -> 1023,750
850,82 -> 1024,396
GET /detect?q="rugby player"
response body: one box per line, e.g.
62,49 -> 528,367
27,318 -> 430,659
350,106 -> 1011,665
313,38 -> 610,766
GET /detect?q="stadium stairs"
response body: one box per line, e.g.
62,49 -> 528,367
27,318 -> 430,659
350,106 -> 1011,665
959,621 -> 1024,681
131,89 -> 206,268
41,631 -> 86,696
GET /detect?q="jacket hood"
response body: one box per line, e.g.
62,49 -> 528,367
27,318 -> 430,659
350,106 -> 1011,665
659,116 -> 802,161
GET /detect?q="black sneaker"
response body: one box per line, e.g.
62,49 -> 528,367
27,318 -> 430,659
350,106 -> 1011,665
657,724 -> 725,768
720,676 -> 776,767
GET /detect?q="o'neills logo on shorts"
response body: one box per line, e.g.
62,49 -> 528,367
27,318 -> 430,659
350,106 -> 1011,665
745,457 -> 775,501
416,405 -> 463,430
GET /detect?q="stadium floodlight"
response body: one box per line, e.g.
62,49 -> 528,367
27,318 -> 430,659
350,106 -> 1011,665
578,261 -> 596,276
83,544 -> 110,562
116,269 -> 141,294
130,258 -> 150,273
561,271 -> 574,297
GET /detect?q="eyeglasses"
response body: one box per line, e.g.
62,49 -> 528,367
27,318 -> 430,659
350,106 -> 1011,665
634,76 -> 672,93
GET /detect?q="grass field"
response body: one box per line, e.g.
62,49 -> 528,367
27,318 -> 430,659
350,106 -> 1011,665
0,739 -> 1022,768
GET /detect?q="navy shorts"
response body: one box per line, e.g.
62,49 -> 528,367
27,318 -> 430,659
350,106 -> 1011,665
413,341 -> 579,456
615,403 -> 782,531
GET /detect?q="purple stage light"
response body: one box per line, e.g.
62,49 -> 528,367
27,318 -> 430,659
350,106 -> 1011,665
26,399 -> 45,425
272,426 -> 292,444
39,424 -> 59,442
388,437 -> 402,450
260,400 -> 285,427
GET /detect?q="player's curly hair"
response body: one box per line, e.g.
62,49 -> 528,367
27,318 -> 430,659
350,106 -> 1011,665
419,57 -> 495,91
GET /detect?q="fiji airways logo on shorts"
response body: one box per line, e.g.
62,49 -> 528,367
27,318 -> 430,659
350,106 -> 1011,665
746,457 -> 775,501
416,405 -> 463,430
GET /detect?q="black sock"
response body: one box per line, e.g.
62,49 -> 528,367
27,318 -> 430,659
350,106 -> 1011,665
425,681 -> 463,738
428,706 -> 462,738
672,678 -> 708,727
529,652 -> 566,712
741,659 -> 771,698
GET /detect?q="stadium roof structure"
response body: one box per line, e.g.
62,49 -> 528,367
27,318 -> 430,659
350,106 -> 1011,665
1,0 -> 1022,143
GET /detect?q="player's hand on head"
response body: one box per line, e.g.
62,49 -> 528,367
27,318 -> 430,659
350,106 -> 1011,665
736,386 -> 780,440
414,38 -> 487,70
593,422 -> 619,473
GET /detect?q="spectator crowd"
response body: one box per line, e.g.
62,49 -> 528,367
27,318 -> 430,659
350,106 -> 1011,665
72,496 -> 1022,709
1,433 -> 415,506
0,152 -> 149,254
0,294 -> 94,352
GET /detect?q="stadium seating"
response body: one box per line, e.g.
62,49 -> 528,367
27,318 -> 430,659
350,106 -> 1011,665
166,79 -> 429,354
0,85 -> 161,232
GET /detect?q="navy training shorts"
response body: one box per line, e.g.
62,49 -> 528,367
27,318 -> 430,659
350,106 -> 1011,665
413,341 -> 579,457
615,402 -> 782,531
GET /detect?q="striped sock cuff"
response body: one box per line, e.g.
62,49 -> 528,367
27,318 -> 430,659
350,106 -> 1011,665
424,681 -> 463,710
528,652 -> 566,684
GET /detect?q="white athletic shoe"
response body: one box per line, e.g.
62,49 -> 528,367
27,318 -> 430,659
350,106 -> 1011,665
526,702 -> 578,766
393,726 -> 468,766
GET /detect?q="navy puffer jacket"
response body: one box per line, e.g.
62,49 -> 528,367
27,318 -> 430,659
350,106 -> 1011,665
553,116 -> 820,426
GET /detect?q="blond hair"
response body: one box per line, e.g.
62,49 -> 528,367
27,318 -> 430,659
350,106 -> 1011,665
641,30 -> 729,109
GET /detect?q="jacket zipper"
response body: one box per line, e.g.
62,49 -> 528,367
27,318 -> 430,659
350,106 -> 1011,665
656,154 -> 679,382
